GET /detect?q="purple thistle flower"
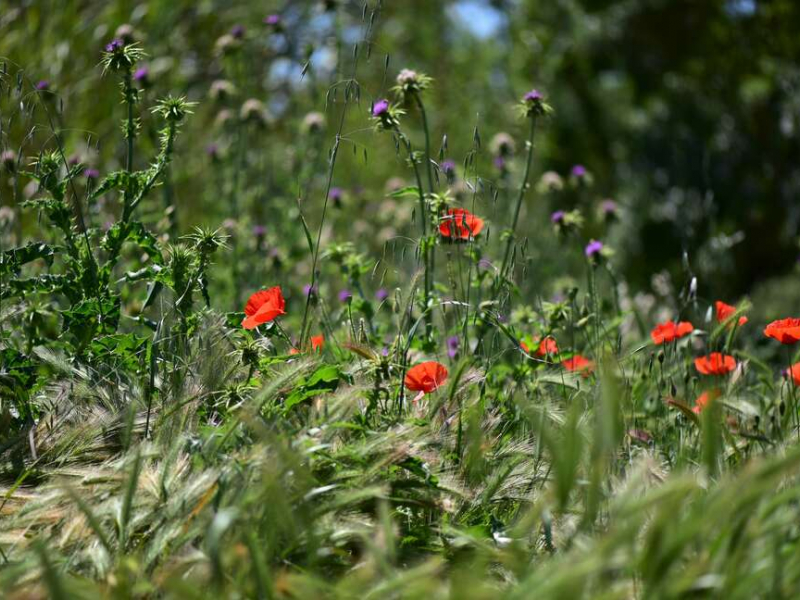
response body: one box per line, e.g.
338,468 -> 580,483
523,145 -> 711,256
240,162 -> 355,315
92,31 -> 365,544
338,289 -> 352,302
84,168 -> 100,180
523,89 -> 543,102
372,99 -> 389,118
375,288 -> 389,301
585,240 -> 604,258
105,38 -> 124,52
252,224 -> 266,237
303,284 -> 317,297
601,199 -> 617,214
447,335 -> 459,359
264,14 -> 281,26
493,155 -> 506,170
571,164 -> 587,178
35,80 -> 50,91
230,25 -> 245,39
441,159 -> 456,175
381,346 -> 390,357
133,67 -> 149,83
329,187 -> 344,201
550,210 -> 566,224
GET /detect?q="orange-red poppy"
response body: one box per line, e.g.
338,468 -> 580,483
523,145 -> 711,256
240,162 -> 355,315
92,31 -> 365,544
242,286 -> 286,329
784,363 -> 800,386
522,336 -> 558,357
562,355 -> 594,375
692,389 -> 720,414
404,361 -> 448,394
694,353 -> 736,376
650,321 -> 693,345
764,318 -> 800,345
715,301 -> 747,327
289,334 -> 325,355
438,208 -> 484,240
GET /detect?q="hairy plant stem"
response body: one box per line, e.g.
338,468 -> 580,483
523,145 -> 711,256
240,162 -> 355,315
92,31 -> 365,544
414,93 -> 437,337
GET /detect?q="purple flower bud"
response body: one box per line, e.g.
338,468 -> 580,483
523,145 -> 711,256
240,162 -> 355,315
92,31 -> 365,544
329,187 -> 344,201
105,38 -> 124,52
84,168 -> 100,180
375,288 -> 389,301
252,224 -> 266,237
441,159 -> 456,175
523,89 -> 543,102
133,67 -> 149,83
447,335 -> 459,359
372,99 -> 389,118
230,25 -> 245,39
601,199 -> 617,214
571,164 -> 587,178
264,14 -> 281,26
35,80 -> 50,91
338,289 -> 352,303
550,210 -> 566,224
585,240 -> 604,258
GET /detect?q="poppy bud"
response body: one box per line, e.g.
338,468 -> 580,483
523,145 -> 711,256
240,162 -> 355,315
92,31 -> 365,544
658,351 -> 665,364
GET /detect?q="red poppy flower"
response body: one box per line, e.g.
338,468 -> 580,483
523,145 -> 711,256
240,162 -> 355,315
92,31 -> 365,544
786,363 -> 800,387
289,334 -> 325,355
562,355 -> 594,375
438,208 -> 484,240
650,321 -> 693,345
404,361 -> 448,394
691,389 -> 721,414
694,353 -> 736,376
521,336 -> 558,357
715,301 -> 747,327
242,286 -> 286,329
764,318 -> 800,345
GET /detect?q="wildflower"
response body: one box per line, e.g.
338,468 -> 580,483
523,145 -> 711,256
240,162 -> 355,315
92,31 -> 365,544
562,355 -> 593,375
206,144 -> 220,160
264,14 -> 282,29
210,80 -> 237,102
302,111 -> 325,134
694,353 -> 737,376
84,168 -> 100,180
650,321 -> 693,344
785,363 -> 800,386
550,210 -> 565,224
252,224 -> 266,237
764,318 -> 800,344
600,199 -> 618,220
105,38 -> 124,53
1,150 -> 16,172
715,301 -> 747,327
519,89 -> 553,118
692,390 -> 720,414
447,335 -> 460,358
570,164 -> 593,187
240,99 -> 269,126
439,208 -> 484,240
521,336 -> 558,357
493,155 -> 507,172
114,24 -> 137,44
215,33 -> 240,54
371,99 -> 403,130
242,286 -> 286,329
375,288 -> 389,301
490,132 -> 515,157
585,239 -> 604,258
393,69 -> 432,100
289,335 -> 324,355
536,171 -> 564,194
404,361 -> 448,394
372,99 -> 389,117
440,159 -> 456,181
303,284 -> 317,298
230,24 -> 245,39
329,187 -> 344,208
35,80 -> 50,91
338,289 -> 352,303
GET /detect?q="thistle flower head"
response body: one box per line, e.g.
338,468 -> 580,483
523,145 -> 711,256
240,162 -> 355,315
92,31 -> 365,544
264,14 -> 281,27
2,150 -> 17,172
370,99 -> 403,130
536,171 -> 564,194
240,98 -> 270,126
569,164 -> 594,187
209,79 -> 237,102
490,132 -> 515,157
230,24 -> 245,39
35,80 -> 50,91
302,111 -> 325,134
392,69 -> 432,100
133,66 -> 150,86
152,95 -> 196,123
518,88 -> 553,118
101,39 -> 145,72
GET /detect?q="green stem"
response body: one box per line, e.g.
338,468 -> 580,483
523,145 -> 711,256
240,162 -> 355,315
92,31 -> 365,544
498,116 -> 537,287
